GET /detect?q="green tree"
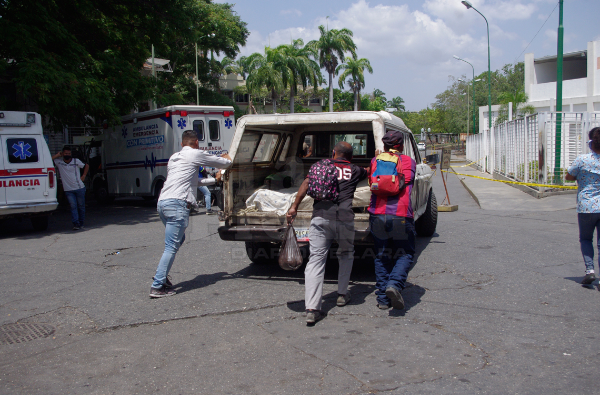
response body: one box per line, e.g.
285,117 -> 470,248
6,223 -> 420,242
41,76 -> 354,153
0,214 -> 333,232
308,25 -> 356,112
0,0 -> 249,130
495,90 -> 535,124
372,89 -> 387,103
388,96 -> 406,112
336,57 -> 373,111
278,39 -> 323,113
246,46 -> 291,113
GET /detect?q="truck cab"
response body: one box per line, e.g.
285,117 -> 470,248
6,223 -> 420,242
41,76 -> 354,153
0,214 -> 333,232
0,111 -> 58,230
218,111 -> 438,264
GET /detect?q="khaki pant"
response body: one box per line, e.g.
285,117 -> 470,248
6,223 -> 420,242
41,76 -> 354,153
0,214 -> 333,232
304,216 -> 355,311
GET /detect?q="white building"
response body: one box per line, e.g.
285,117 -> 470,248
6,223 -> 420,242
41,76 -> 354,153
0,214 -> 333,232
478,39 -> 600,133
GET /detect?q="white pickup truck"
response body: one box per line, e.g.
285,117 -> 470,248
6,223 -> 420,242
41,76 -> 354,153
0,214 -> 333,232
0,111 -> 58,230
218,111 -> 438,263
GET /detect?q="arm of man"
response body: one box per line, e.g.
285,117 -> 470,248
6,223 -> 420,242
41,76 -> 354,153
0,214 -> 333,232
286,178 -> 309,224
190,150 -> 232,169
81,163 -> 89,181
403,156 -> 416,184
52,152 -> 62,160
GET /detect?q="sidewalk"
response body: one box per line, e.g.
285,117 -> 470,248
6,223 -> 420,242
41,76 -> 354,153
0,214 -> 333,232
449,159 -> 576,212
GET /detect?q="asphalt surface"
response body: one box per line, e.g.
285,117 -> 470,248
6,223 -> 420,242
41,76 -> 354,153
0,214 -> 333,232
0,157 -> 598,394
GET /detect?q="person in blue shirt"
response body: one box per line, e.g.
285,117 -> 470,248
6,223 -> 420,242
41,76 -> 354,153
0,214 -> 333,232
566,126 -> 600,285
197,166 -> 216,214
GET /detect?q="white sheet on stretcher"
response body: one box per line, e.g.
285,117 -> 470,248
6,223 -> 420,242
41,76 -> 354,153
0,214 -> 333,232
244,180 -> 371,216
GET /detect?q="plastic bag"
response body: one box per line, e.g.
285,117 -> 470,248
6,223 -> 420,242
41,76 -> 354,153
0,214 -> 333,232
278,224 -> 303,270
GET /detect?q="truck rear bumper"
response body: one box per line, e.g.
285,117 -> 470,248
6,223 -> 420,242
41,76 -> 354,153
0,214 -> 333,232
218,224 -> 372,244
0,202 -> 58,219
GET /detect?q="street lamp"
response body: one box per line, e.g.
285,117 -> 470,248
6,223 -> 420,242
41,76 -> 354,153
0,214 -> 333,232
454,55 -> 480,136
461,0 -> 491,169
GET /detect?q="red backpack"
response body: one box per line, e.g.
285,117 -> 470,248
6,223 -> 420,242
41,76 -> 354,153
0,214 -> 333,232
369,150 -> 405,197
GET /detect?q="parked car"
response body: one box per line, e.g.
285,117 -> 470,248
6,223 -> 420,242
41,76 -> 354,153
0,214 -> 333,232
0,111 -> 58,230
417,142 -> 426,151
217,111 -> 438,264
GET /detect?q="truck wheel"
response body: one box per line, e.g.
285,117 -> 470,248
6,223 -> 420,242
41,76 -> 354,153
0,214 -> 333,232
415,190 -> 438,237
245,242 -> 279,264
31,216 -> 49,231
153,180 -> 164,201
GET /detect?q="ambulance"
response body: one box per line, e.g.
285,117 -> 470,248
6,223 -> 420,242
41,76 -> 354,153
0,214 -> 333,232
0,111 -> 58,230
97,105 -> 235,201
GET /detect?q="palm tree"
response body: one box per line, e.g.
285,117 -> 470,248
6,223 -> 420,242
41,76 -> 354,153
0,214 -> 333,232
222,56 -> 249,79
246,46 -> 291,113
388,96 -> 406,112
336,57 -> 373,111
277,39 -> 323,113
496,90 -> 534,124
308,25 -> 356,112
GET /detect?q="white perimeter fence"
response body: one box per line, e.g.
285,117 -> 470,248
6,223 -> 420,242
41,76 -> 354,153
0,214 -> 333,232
466,112 -> 600,190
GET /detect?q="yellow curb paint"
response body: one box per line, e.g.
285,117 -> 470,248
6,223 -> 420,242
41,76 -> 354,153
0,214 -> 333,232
444,169 -> 577,190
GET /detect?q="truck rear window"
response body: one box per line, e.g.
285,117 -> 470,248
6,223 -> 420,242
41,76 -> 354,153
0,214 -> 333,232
300,133 -> 370,159
7,138 -> 39,163
233,132 -> 280,163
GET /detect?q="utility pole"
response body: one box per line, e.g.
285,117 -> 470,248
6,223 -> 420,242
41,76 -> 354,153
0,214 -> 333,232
553,0 -> 564,184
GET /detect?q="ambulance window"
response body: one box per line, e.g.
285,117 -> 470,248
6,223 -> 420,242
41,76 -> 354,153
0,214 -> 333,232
7,138 -> 39,163
209,120 -> 220,141
193,120 -> 205,141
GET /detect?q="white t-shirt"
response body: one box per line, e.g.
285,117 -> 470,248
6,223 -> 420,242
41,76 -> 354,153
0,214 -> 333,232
158,146 -> 232,204
54,158 -> 85,191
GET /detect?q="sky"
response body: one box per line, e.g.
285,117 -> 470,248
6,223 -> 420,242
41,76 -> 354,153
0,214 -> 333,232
215,0 -> 600,111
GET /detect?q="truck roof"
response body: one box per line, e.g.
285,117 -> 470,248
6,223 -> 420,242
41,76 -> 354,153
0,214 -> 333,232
237,111 -> 411,133
120,105 -> 235,122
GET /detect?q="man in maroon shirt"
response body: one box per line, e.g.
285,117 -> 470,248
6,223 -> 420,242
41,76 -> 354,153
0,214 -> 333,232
287,141 -> 368,325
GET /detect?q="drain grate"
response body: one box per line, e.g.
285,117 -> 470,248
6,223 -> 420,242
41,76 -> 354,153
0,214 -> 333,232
0,323 -> 55,345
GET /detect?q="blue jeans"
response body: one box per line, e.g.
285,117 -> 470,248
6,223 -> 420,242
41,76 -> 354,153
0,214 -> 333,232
369,214 -> 415,306
198,186 -> 211,210
64,187 -> 86,227
578,213 -> 600,272
152,199 -> 190,289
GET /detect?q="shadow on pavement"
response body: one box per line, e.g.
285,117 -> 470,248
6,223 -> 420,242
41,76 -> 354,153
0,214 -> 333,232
388,282 -> 427,317
0,197 -> 159,240
174,272 -> 229,295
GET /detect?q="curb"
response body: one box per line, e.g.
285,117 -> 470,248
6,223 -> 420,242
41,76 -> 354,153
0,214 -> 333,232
450,166 -> 481,208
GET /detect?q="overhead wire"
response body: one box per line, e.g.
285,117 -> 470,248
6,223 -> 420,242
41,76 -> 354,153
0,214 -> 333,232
511,1 -> 560,66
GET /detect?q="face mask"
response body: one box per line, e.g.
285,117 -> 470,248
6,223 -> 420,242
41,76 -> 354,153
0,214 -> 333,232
63,155 -> 72,161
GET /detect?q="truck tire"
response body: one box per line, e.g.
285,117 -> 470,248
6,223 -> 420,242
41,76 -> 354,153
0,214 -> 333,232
245,242 -> 280,264
415,189 -> 438,237
153,180 -> 164,201
31,215 -> 49,231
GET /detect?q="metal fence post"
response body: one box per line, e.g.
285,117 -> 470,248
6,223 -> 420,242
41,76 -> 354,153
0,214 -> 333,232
538,112 -> 547,190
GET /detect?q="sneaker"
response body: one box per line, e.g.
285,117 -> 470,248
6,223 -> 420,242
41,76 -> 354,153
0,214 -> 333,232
149,286 -> 176,298
337,290 -> 351,306
377,303 -> 391,310
206,209 -> 217,215
152,275 -> 174,289
72,225 -> 80,230
79,225 -> 85,230
582,272 -> 596,285
306,310 -> 326,325
385,287 -> 405,310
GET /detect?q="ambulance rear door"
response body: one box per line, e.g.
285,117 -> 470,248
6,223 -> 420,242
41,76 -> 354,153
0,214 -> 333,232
1,130 -> 48,205
205,111 -> 234,156
0,139 -> 6,206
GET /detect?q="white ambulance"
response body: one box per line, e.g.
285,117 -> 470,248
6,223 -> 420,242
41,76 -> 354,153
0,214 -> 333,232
0,111 -> 58,230
97,105 -> 235,201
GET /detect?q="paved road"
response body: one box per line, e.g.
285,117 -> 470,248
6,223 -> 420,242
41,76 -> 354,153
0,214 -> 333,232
0,162 -> 598,394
